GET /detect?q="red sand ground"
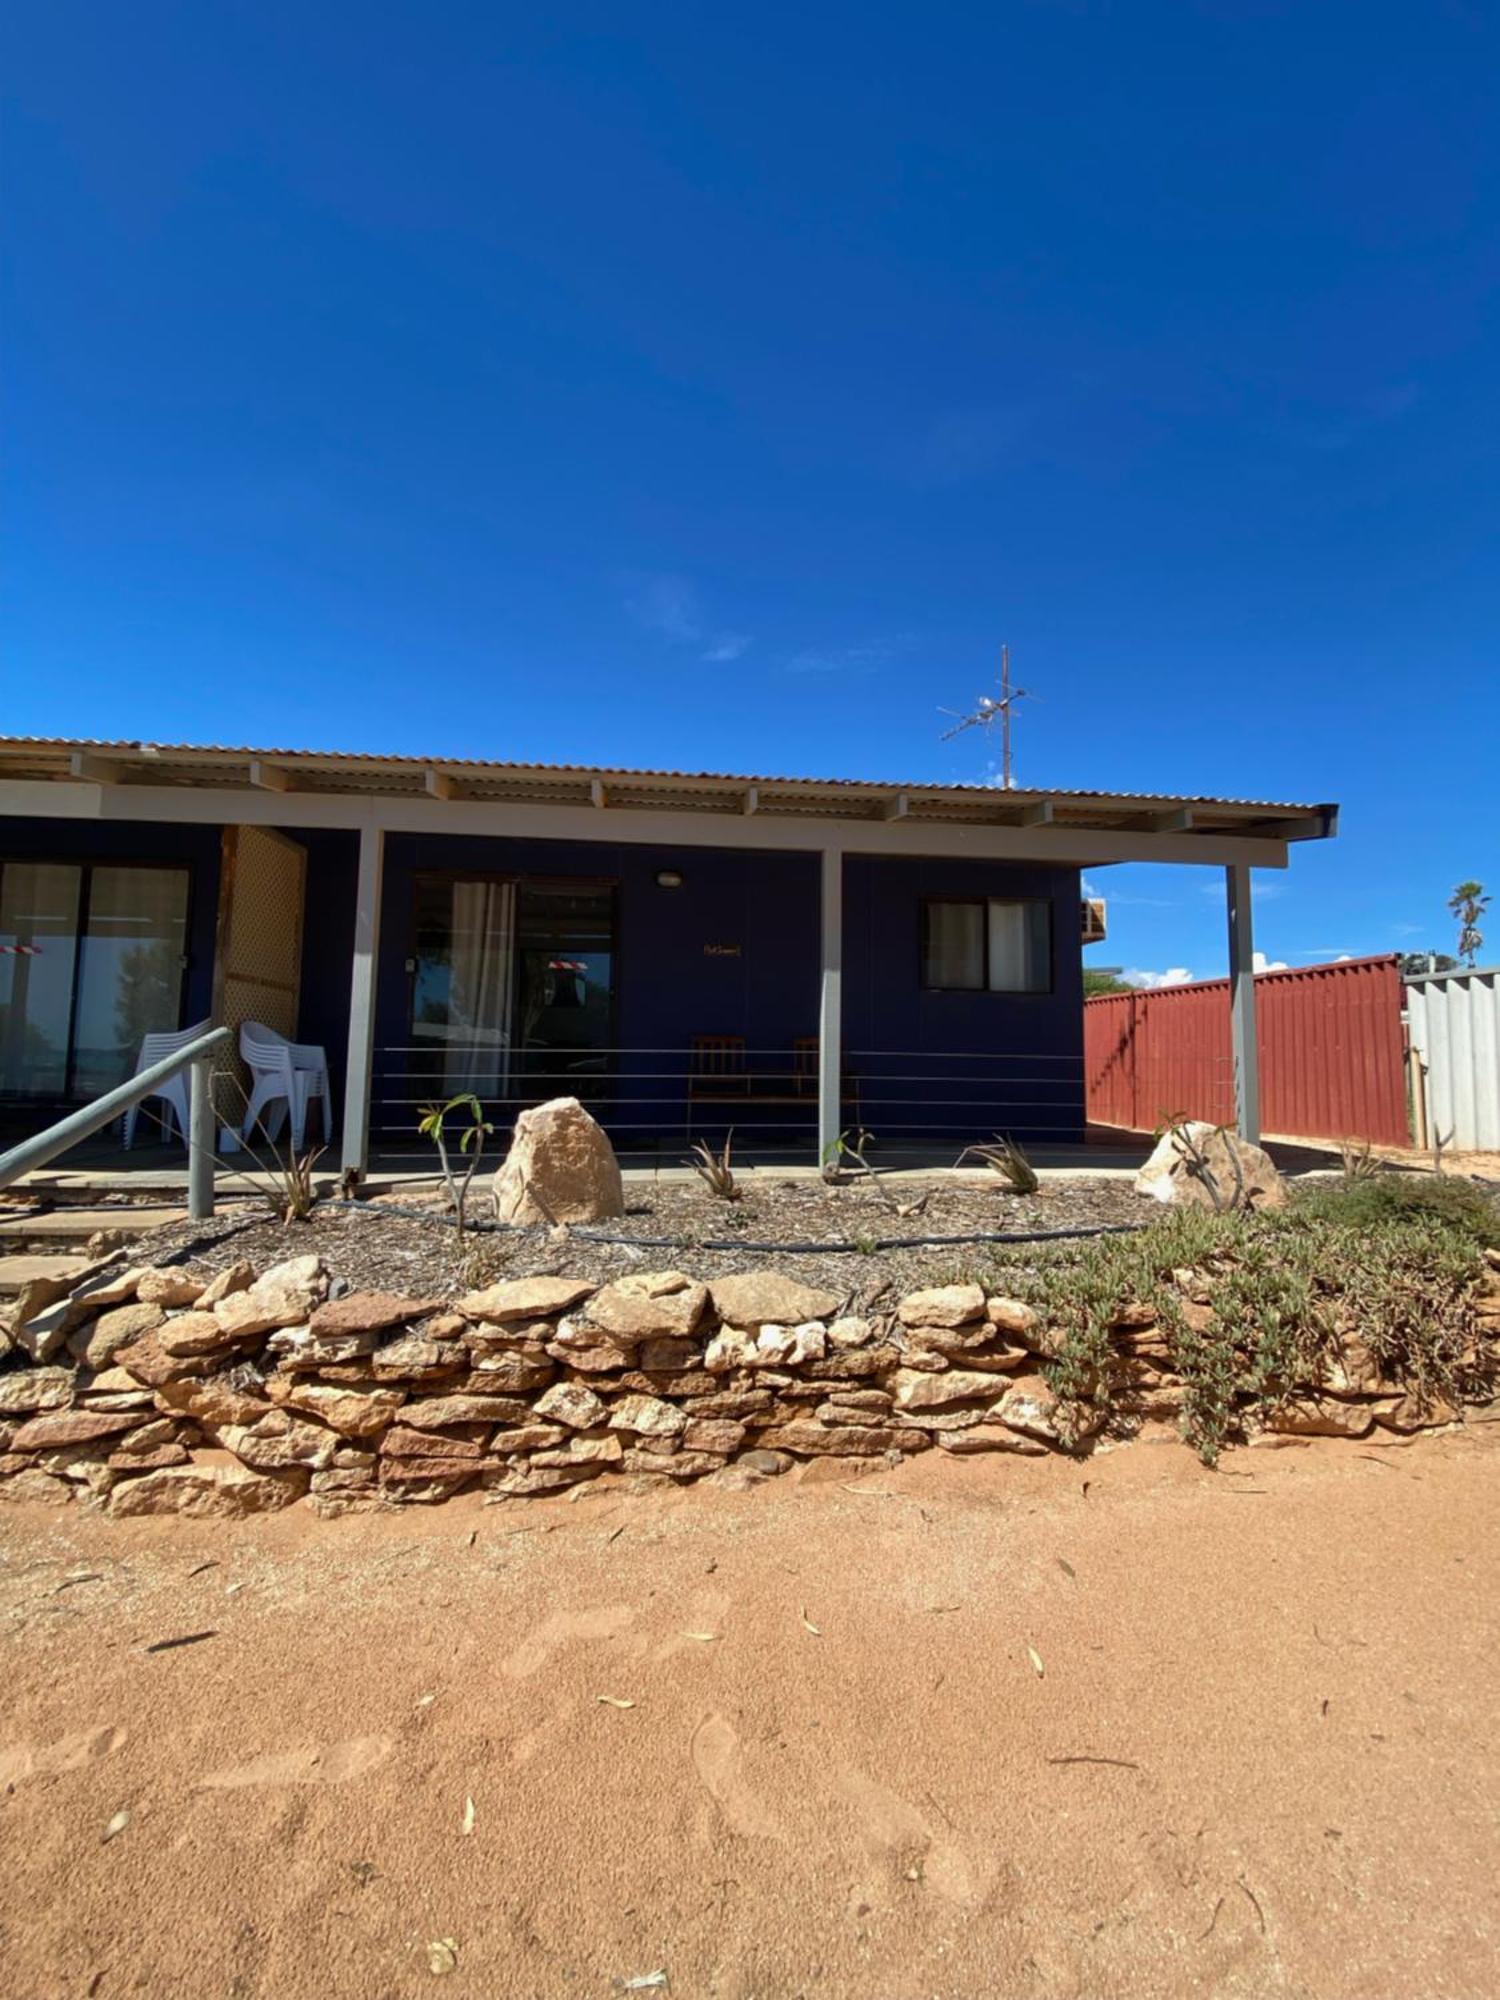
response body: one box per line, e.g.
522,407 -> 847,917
2,1426 -> 1498,1999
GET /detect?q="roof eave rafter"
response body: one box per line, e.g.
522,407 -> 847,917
0,774 -> 1296,869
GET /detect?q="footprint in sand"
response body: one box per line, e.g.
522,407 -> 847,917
691,1713 -> 783,1839
502,1603 -> 637,1679
0,1723 -> 126,1791
197,1736 -> 393,1789
837,1768 -> 992,1908
508,1700 -> 580,1768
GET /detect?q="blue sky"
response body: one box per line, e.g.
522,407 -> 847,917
4,1 -> 1496,982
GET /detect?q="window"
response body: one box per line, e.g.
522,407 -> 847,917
0,860 -> 189,1100
921,897 -> 1052,993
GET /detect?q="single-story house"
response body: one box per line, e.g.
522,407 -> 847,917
0,738 -> 1337,1172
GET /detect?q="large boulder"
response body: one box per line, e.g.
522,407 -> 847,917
492,1097 -> 624,1225
1134,1122 -> 1287,1211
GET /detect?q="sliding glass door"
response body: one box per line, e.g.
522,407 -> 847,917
408,874 -> 616,1110
513,883 -> 616,1097
0,860 -> 190,1101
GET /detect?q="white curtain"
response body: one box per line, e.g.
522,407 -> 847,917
925,901 -> 984,989
445,880 -> 515,1098
987,900 -> 1049,992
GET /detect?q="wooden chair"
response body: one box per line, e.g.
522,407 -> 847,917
688,1035 -> 750,1096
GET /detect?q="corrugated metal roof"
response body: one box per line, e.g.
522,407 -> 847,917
0,734 -> 1335,825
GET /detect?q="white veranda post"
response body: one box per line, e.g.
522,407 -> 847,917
1225,862 -> 1261,1144
342,824 -> 385,1179
818,848 -> 843,1165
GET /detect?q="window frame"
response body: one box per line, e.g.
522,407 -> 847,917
919,894 -> 1055,996
404,866 -> 622,1076
0,854 -> 194,1104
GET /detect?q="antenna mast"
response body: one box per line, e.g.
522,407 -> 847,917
999,644 -> 1015,791
938,642 -> 1032,788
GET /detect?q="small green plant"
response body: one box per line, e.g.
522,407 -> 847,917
821,1126 -> 876,1180
417,1093 -> 495,1235
269,1143 -> 326,1223
950,1190 -> 1493,1464
821,1128 -> 928,1219
1339,1139 -> 1382,1183
213,1066 -> 327,1224
686,1131 -> 741,1202
955,1134 -> 1039,1194
1294,1172 -> 1499,1248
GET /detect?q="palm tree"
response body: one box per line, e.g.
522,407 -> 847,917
1448,881 -> 1490,967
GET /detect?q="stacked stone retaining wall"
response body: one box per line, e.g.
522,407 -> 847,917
1,1251 -> 1497,1518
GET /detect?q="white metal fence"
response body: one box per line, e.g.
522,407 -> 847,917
1405,966 -> 1500,1153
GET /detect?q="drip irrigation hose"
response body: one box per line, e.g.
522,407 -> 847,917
321,1196 -> 1151,1254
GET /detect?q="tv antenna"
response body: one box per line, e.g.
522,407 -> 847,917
939,643 -> 1032,789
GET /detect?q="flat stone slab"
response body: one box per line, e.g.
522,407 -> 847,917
0,1206 -> 183,1243
0,1254 -> 92,1298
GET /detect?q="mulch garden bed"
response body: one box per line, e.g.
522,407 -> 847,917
124,1174 -> 1151,1308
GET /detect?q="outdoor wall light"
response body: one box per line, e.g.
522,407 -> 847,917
655,870 -> 684,889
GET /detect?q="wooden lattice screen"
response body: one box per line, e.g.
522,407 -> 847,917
211,826 -> 307,1129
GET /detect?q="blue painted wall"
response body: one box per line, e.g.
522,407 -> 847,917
1,813 -> 1085,1148
370,834 -> 821,1145
843,853 -> 1084,1148
366,834 -> 1083,1150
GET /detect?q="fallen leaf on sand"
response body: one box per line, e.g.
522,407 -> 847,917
145,1630 -> 217,1655
415,1693 -> 436,1709
616,1975 -> 669,1993
427,1937 -> 459,1975
1056,1557 -> 1076,1580
1027,1645 -> 1045,1679
102,1808 -> 130,1845
461,1794 -> 475,1835
597,1695 -> 636,1709
681,1630 -> 719,1642
800,1607 -> 822,1636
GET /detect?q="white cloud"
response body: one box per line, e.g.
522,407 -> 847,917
1121,966 -> 1195,989
1253,951 -> 1289,973
701,632 -> 752,663
786,641 -> 893,676
624,572 -> 751,663
627,572 -> 700,643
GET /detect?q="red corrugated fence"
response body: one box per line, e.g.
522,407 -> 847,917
1084,954 -> 1410,1147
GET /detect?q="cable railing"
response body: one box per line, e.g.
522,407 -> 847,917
364,1039 -> 1090,1164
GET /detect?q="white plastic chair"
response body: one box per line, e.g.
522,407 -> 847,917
240,1020 -> 333,1153
122,1020 -> 213,1149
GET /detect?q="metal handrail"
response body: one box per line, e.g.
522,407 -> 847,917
0,1024 -> 233,1220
